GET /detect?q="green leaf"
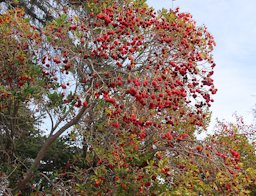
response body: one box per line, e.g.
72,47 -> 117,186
54,14 -> 68,26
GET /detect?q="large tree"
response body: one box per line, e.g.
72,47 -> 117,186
0,0 -> 255,195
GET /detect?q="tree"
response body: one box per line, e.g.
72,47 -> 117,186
205,116 -> 256,194
0,0 -> 255,195
0,5 -> 41,170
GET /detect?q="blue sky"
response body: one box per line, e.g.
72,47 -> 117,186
148,0 -> 256,129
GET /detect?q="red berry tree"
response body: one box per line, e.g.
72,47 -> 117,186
1,1 -> 255,195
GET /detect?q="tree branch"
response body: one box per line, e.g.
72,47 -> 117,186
16,106 -> 87,192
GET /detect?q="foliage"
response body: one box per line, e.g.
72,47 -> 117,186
0,1 -> 255,195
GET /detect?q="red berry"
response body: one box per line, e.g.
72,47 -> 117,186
83,101 -> 88,108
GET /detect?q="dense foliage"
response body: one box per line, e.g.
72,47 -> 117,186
0,0 -> 255,195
